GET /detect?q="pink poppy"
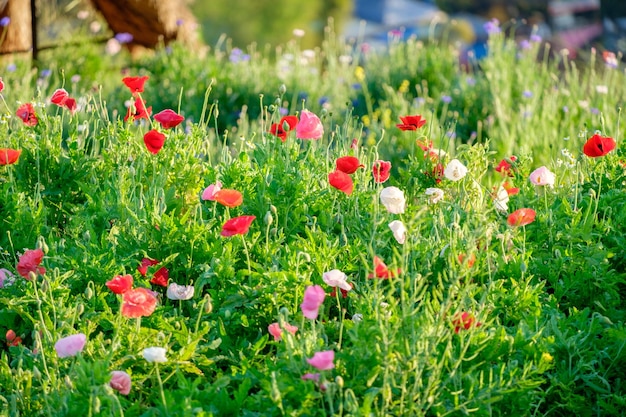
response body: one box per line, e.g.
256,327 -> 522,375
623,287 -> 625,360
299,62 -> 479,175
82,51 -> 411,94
109,370 -> 132,395
296,110 -> 324,140
17,248 -> 46,279
300,285 -> 326,319
121,287 -> 158,318
306,350 -> 335,370
268,322 -> 298,341
201,181 -> 222,201
154,109 -> 184,129
220,215 -> 256,237
55,333 -> 87,358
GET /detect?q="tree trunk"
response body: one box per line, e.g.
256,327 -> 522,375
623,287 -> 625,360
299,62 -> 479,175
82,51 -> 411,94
0,0 -> 32,54
90,0 -> 200,50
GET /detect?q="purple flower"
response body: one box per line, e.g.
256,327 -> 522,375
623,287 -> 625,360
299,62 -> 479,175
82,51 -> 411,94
71,75 -> 81,84
0,17 -> 10,27
279,107 -> 288,116
466,77 -> 476,86
318,96 -> 329,106
115,32 -> 134,44
523,90 -> 533,98
562,106 -> 569,113
519,40 -> 530,50
484,18 -> 501,35
40,69 -> 51,78
229,48 -> 250,63
530,34 -> 542,43
591,107 -> 600,115
441,95 -> 452,104
6,63 -> 16,72
176,19 -> 184,27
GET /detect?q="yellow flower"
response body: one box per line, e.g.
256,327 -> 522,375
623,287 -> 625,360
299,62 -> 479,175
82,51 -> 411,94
398,79 -> 410,94
541,352 -> 553,363
355,66 -> 365,82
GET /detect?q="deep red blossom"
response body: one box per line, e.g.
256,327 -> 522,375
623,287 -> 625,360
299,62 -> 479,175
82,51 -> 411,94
328,170 -> 354,195
583,134 -> 616,157
0,148 -> 21,165
124,97 -> 152,122
17,248 -> 46,279
495,155 -> 517,176
372,160 -> 391,183
63,97 -> 77,113
106,274 -> 133,294
138,258 -> 159,276
452,312 -> 481,333
507,208 -> 536,227
396,114 -> 427,131
269,115 -> 298,141
150,267 -> 169,287
214,189 -> 243,208
50,88 -> 69,106
367,256 -> 400,279
122,75 -> 149,95
221,215 -> 256,237
16,103 -> 38,126
143,129 -> 166,154
154,109 -> 184,129
0,78 -> 4,93
335,156 -> 364,174
121,287 -> 157,318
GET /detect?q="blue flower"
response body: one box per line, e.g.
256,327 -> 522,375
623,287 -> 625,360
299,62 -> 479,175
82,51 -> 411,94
0,17 -> 10,27
115,32 -> 133,44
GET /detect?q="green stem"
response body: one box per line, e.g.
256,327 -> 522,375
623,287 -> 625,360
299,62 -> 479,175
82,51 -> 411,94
155,364 -> 168,412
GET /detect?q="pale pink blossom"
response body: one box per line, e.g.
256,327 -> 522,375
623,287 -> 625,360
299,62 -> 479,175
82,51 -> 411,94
296,110 -> 324,140
109,370 -> 131,395
322,269 -> 351,291
300,285 -> 326,319
55,333 -> 87,358
306,350 -> 335,370
201,181 -> 222,201
268,322 -> 298,341
529,166 -> 555,186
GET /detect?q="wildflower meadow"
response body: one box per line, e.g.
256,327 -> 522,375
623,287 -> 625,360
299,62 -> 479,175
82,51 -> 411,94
1,18 -> 626,417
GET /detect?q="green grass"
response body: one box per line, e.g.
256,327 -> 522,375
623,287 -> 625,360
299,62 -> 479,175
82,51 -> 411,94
1,21 -> 625,416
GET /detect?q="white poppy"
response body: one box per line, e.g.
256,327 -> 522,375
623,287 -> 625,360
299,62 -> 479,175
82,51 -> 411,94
444,159 -> 468,181
322,269 -> 351,291
379,186 -> 406,214
388,220 -> 407,244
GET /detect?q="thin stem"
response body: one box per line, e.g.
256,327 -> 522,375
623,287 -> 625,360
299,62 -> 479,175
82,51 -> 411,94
155,364 -> 168,412
241,234 -> 252,274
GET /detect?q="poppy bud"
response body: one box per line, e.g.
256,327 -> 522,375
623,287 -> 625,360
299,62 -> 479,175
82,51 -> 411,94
264,211 -> 273,225
268,104 -> 276,112
204,294 -> 213,313
37,237 -> 49,254
279,84 -> 287,95
270,205 -> 277,215
28,271 -> 37,281
335,376 -> 344,388
33,366 -> 42,380
76,303 -> 84,316
84,286 -> 93,299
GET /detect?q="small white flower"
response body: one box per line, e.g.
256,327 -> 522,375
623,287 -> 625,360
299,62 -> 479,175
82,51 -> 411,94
379,186 -> 406,214
322,269 -> 351,291
388,220 -> 407,244
596,85 -> 608,94
292,28 -> 305,37
494,185 -> 509,212
352,313 -> 363,323
444,159 -> 468,181
166,283 -> 195,300
143,347 -> 168,363
425,187 -> 444,204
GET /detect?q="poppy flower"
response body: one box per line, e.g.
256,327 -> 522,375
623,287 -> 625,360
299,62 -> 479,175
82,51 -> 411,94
300,285 -> 326,319
388,220 -> 407,244
109,371 -> 132,395
154,109 -> 184,129
495,155 -> 517,176
379,186 -> 405,214
122,75 -> 149,95
322,269 -> 351,291
17,248 -> 46,279
143,129 -> 166,154
106,274 -> 133,294
201,181 -> 222,201
124,97 -> 152,122
0,148 -> 21,165
50,88 -> 69,106
457,253 -> 476,268
121,287 -> 158,318
214,189 -> 243,208
220,215 -> 256,237
583,134 -> 616,157
6,329 -> 21,347
137,258 -> 159,276
444,159 -> 468,181
268,322 -> 298,341
416,138 -> 433,151
150,267 -> 169,287
296,110 -> 324,140
0,78 -> 4,93
425,187 -> 444,204
368,256 -> 400,279
55,333 -> 87,358
63,97 -> 77,113
372,160 -> 391,183
143,346 -> 167,363
396,114 -> 427,131
16,103 -> 38,126
502,181 -> 519,196
452,312 -> 481,333
335,156 -> 364,174
507,208 -> 536,227
328,170 -> 353,195
269,115 -> 298,141
529,166 -> 555,186
306,350 -> 335,370
166,282 -> 195,300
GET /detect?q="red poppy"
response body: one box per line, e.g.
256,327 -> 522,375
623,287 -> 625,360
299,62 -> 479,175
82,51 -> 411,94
138,258 -> 159,276
335,156 -> 364,174
269,115 -> 298,142
50,88 -> 69,106
221,215 -> 256,237
150,267 -> 169,287
495,155 -> 517,176
143,129 -> 166,154
106,274 -> 133,294
372,160 -> 391,183
502,181 -> 519,196
0,148 -> 21,165
583,134 -> 616,157
452,311 -> 481,333
6,329 -> 21,347
507,208 -> 536,227
0,78 -> 4,93
124,97 -> 152,122
416,138 -> 433,151
63,97 -> 77,113
17,248 -> 46,279
154,109 -> 184,129
367,256 -> 400,279
457,253 -> 476,268
122,75 -> 149,95
16,103 -> 38,126
214,189 -> 243,208
396,114 -> 427,131
121,287 -> 157,318
328,170 -> 354,195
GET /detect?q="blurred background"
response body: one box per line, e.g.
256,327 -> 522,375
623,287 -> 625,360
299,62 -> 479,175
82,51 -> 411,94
0,0 -> 623,60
